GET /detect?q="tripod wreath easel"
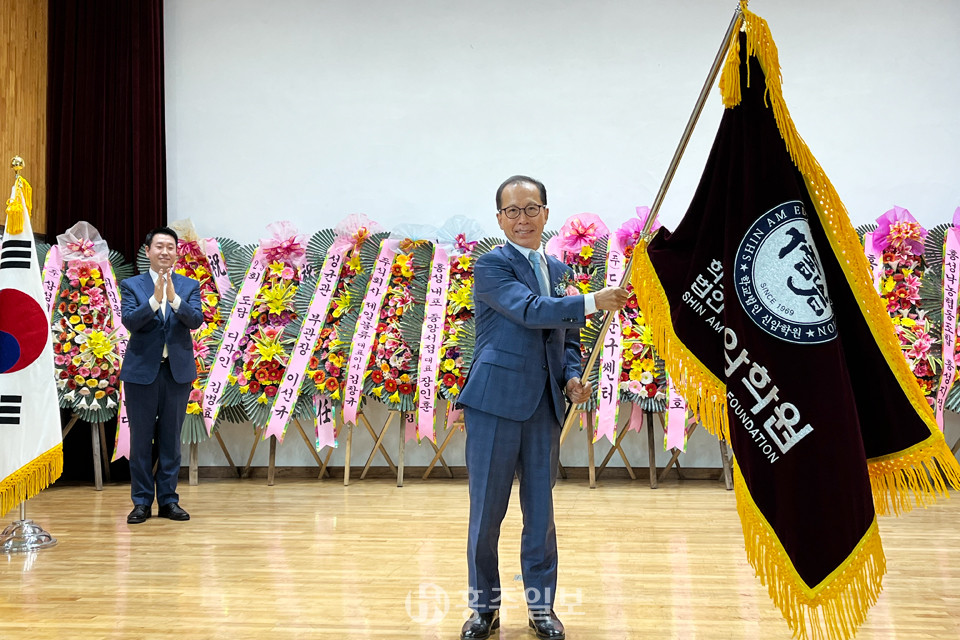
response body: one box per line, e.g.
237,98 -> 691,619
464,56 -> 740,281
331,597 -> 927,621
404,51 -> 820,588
238,416 -> 333,485
360,410 -> 453,487
61,413 -> 110,491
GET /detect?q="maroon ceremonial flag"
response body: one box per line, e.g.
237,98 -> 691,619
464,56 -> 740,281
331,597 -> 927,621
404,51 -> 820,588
631,5 -> 960,639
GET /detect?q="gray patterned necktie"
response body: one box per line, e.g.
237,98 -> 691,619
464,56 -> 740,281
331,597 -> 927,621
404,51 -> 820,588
529,250 -> 551,296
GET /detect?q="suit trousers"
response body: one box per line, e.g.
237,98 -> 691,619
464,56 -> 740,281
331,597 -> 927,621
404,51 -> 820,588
124,359 -> 190,506
465,384 -> 561,613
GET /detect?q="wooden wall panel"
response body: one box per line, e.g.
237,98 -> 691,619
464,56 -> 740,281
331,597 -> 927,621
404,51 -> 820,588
0,0 -> 47,235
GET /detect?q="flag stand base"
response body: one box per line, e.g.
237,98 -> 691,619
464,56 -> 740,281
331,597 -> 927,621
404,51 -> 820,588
1,520 -> 57,554
1,502 -> 57,554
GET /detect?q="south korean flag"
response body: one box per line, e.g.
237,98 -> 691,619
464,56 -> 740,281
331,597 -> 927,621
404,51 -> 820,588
0,175 -> 62,517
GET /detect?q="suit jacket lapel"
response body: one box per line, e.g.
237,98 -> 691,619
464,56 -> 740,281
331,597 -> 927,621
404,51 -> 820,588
546,256 -> 564,298
136,273 -> 156,309
503,244 -> 542,295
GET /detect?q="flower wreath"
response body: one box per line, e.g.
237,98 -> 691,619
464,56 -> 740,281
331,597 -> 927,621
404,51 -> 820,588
211,222 -> 309,430
918,210 -> 960,412
298,223 -> 390,417
545,214 -> 610,413
42,227 -> 134,424
860,207 -> 939,404
614,214 -> 667,412
368,238 -> 432,413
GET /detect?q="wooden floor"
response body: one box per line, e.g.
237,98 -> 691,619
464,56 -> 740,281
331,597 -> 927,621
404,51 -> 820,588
1,477 -> 958,639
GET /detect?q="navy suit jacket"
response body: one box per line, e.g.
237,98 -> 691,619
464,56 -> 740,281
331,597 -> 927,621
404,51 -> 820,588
459,243 -> 586,424
119,272 -> 204,385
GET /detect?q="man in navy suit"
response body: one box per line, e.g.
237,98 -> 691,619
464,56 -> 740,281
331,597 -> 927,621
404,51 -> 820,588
120,227 -> 203,525
458,176 -> 628,639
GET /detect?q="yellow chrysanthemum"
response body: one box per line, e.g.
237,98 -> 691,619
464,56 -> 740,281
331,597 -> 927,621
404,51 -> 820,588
332,292 -> 351,317
347,252 -> 362,273
881,278 -> 896,293
85,330 -> 115,359
395,254 -> 415,278
638,325 -> 654,345
260,280 -> 296,315
448,282 -> 472,310
629,367 -> 643,381
441,358 -> 456,372
579,246 -> 594,259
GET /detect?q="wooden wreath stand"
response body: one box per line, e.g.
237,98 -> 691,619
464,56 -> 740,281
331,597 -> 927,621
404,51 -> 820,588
360,410 -> 453,487
61,413 -> 111,491
656,415 -> 733,490
186,430 -> 239,485
239,417 -> 334,486
423,403 -> 463,480
559,406 -> 733,490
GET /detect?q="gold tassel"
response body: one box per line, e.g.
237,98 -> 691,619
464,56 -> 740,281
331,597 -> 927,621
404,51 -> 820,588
4,176 -> 32,236
0,443 -> 64,518
734,463 -> 886,640
725,2 -> 960,512
631,239 -> 730,442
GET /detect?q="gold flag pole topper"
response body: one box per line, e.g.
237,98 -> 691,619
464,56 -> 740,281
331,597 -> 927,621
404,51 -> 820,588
558,2 -> 744,446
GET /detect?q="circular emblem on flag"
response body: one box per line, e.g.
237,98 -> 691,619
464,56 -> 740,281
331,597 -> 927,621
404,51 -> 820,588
0,288 -> 48,373
733,200 -> 836,344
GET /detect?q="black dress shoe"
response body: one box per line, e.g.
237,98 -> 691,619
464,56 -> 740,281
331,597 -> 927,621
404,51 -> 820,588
528,610 -> 564,639
158,502 -> 190,521
460,610 -> 499,639
126,504 -> 151,524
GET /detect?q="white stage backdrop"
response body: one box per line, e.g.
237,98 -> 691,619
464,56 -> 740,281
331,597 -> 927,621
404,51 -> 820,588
163,0 -> 960,468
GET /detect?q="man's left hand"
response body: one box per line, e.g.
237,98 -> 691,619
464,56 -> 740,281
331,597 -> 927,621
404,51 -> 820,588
164,268 -> 176,301
565,377 -> 593,404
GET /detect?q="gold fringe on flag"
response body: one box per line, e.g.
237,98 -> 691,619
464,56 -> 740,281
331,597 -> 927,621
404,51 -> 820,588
734,463 -> 886,640
4,175 -> 33,235
631,240 -> 729,442
721,1 -> 960,515
0,443 -> 63,518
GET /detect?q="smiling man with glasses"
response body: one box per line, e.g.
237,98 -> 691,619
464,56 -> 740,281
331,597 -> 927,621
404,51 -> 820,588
457,175 -> 629,639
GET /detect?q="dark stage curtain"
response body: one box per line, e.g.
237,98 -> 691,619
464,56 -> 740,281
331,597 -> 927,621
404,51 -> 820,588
47,0 -> 166,263
47,0 -> 166,481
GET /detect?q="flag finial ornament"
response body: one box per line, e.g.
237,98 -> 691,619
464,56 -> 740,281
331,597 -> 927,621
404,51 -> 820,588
4,157 -> 31,236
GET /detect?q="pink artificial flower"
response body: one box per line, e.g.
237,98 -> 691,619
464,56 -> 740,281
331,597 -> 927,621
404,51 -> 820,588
905,331 -> 933,361
189,389 -> 204,402
875,206 -> 926,254
86,288 -> 106,309
557,213 -> 608,254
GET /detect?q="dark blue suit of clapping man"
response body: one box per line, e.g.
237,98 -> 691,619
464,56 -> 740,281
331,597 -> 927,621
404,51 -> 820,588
120,227 -> 203,525
458,176 -> 629,640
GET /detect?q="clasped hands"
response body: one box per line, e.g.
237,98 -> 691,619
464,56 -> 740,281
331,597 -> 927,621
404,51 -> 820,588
153,268 -> 176,305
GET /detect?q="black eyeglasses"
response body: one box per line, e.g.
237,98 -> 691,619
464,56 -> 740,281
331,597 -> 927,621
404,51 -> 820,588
499,204 -> 544,219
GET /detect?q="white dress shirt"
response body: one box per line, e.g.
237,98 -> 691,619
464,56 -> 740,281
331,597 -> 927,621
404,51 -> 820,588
149,269 -> 182,358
